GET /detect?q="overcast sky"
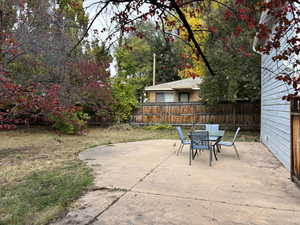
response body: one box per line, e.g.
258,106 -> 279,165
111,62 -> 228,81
83,0 -> 118,75
83,0 -> 153,76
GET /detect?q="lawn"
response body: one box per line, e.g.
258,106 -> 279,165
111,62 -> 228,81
0,124 -> 259,225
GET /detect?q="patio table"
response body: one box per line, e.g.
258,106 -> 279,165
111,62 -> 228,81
193,130 -> 225,158
194,130 -> 225,141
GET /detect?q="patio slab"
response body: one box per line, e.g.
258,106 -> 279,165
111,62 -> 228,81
51,140 -> 300,225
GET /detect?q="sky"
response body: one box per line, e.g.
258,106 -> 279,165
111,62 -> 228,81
83,0 -> 152,77
83,0 -> 119,76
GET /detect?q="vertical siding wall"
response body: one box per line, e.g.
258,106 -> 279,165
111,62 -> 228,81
261,21 -> 295,169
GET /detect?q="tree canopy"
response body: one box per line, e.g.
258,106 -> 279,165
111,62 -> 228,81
114,21 -> 188,102
199,1 -> 261,103
0,0 -> 113,133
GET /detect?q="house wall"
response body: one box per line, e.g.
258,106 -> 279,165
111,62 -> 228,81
190,91 -> 201,102
260,18 -> 295,169
147,90 -> 200,102
148,92 -> 156,102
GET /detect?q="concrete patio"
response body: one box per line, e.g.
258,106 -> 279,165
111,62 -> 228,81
53,140 -> 300,225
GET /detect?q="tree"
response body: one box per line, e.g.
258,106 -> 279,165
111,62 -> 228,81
132,22 -> 188,84
79,0 -> 300,103
199,1 -> 261,104
0,0 -> 113,132
115,22 -> 188,102
81,0 -> 261,77
111,77 -> 138,122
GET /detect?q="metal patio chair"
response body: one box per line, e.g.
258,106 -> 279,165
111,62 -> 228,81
205,124 -> 220,132
188,131 -> 217,166
175,126 -> 191,155
205,124 -> 221,152
218,127 -> 241,159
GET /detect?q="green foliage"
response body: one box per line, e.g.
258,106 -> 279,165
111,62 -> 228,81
0,163 -> 93,225
144,123 -> 173,130
200,2 -> 261,104
1,1 -> 113,132
111,78 -> 138,122
50,111 -> 90,135
134,22 -> 185,84
116,37 -> 152,79
115,22 -> 187,102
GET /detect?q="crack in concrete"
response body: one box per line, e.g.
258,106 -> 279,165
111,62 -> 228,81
130,190 -> 300,213
83,152 -> 174,225
88,186 -> 129,192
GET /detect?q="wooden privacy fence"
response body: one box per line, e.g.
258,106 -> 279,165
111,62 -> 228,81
291,98 -> 300,185
131,102 -> 260,130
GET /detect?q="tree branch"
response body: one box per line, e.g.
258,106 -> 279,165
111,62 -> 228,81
169,0 -> 215,76
69,1 -> 110,54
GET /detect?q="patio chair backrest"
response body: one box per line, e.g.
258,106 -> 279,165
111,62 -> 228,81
188,131 -> 209,149
176,126 -> 185,143
232,127 -> 241,143
205,124 -> 219,132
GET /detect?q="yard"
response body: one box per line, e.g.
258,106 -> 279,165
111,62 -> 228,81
0,125 -> 259,225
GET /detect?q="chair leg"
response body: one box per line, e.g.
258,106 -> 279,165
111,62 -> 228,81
217,144 -> 221,153
176,143 -> 182,155
209,148 -> 212,166
233,144 -> 240,159
180,144 -> 184,153
213,145 -> 218,161
189,146 -> 192,165
192,148 -> 199,158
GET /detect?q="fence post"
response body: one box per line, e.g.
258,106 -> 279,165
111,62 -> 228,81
233,104 -> 236,130
160,104 -> 163,123
141,104 -> 144,124
193,104 -> 196,129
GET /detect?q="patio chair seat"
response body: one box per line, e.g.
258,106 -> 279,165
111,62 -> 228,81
218,141 -> 233,147
182,140 -> 191,145
192,144 -> 210,150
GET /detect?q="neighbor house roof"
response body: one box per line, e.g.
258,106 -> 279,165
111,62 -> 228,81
145,78 -> 201,91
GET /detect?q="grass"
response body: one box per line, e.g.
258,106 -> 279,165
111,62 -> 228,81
0,124 -> 259,225
0,163 -> 92,225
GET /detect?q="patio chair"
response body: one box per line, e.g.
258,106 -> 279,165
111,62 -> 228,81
175,127 -> 191,155
188,131 -> 217,166
205,124 -> 220,132
218,127 -> 240,159
205,124 -> 221,152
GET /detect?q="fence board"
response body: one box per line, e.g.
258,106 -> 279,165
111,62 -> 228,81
132,102 -> 260,130
291,98 -> 300,184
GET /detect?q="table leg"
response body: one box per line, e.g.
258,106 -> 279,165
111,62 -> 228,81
213,145 -> 218,161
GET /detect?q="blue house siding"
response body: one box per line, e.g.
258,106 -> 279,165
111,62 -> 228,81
261,40 -> 294,170
257,3 -> 300,171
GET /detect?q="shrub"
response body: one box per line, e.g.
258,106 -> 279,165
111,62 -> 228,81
111,78 -> 138,122
50,110 -> 90,135
0,78 -> 91,134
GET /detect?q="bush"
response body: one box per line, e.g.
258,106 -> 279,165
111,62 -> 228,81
111,78 -> 138,123
50,110 -> 90,135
